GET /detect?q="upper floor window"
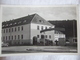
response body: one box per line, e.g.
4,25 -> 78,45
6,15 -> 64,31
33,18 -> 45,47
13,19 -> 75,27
6,36 -> 7,40
18,21 -> 21,24
3,36 -> 5,40
24,20 -> 26,23
49,35 -> 51,38
10,23 -> 12,25
18,27 -> 20,31
49,27 -> 51,29
14,22 -> 17,25
15,35 -> 16,40
6,29 -> 8,33
37,26 -> 39,30
6,24 -> 8,26
18,35 -> 20,39
12,28 -> 13,32
45,27 -> 47,29
2,25 -> 4,27
39,20 -> 44,23
55,31 -> 58,34
4,29 -> 5,33
41,26 -> 43,30
12,36 -> 13,40
21,26 -> 23,30
15,27 -> 16,31
9,29 -> 10,32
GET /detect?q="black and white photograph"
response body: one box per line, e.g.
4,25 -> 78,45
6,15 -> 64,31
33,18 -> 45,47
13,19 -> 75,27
1,5 -> 78,54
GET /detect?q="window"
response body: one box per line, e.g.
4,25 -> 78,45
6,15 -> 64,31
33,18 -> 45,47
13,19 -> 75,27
41,26 -> 43,30
9,29 -> 10,32
39,20 -> 44,23
49,27 -> 51,29
49,35 -> 51,38
9,36 -> 10,40
18,35 -> 20,39
6,24 -> 8,26
45,27 -> 47,29
10,23 -> 12,25
4,29 -> 5,33
21,35 -> 23,39
37,35 -> 39,38
55,31 -> 58,34
37,26 -> 39,30
18,21 -> 21,24
2,25 -> 4,27
45,35 -> 47,38
12,28 -> 13,32
18,27 -> 20,31
15,27 -> 16,31
3,36 -> 5,40
6,29 -> 8,33
14,22 -> 16,24
24,20 -> 26,23
12,36 -> 13,40
6,36 -> 7,40
21,26 -> 23,30
15,35 -> 16,40
39,20 -> 42,22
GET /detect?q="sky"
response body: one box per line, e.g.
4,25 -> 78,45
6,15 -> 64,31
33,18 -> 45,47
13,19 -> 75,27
2,6 -> 77,22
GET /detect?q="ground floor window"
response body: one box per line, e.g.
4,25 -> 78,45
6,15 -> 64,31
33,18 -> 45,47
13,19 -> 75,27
21,35 -> 23,39
45,35 -> 47,38
49,35 -> 51,38
37,35 -> 39,38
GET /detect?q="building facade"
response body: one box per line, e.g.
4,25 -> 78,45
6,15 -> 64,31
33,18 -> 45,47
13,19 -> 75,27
54,30 -> 65,42
2,14 -> 55,45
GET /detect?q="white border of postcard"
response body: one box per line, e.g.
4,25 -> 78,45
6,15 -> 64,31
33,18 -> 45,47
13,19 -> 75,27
0,5 -> 80,56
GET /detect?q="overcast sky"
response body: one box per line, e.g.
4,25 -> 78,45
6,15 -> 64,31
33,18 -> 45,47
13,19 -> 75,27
2,6 -> 77,21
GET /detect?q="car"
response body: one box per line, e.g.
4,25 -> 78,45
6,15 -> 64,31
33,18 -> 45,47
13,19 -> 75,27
2,42 -> 9,47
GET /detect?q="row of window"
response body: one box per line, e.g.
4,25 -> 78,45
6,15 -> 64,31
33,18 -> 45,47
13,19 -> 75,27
37,35 -> 51,39
2,20 -> 27,27
54,31 -> 63,34
3,35 -> 23,40
37,26 -> 52,30
3,26 -> 23,33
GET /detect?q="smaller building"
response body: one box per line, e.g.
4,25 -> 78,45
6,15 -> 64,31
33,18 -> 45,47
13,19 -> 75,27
54,30 -> 66,46
54,30 -> 65,41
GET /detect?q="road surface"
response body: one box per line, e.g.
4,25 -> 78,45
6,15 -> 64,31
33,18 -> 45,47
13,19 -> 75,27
2,46 -> 77,54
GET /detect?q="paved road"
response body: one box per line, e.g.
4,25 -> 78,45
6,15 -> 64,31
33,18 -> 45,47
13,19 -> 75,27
2,46 -> 77,54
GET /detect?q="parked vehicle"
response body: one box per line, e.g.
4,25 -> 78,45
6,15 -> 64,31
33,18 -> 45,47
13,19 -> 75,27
2,42 -> 9,47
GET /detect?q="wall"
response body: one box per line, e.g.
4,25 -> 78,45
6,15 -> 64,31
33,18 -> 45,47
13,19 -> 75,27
2,24 -> 30,44
30,23 -> 54,44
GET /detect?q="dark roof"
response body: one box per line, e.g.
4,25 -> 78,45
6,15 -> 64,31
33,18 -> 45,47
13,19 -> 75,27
31,14 -> 53,26
40,28 -> 65,33
2,14 -> 35,28
2,14 -> 54,28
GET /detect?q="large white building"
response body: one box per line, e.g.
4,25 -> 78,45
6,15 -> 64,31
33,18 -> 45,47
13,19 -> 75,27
2,13 -> 66,46
2,14 -> 55,45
